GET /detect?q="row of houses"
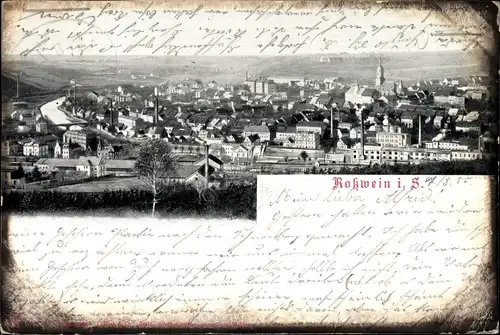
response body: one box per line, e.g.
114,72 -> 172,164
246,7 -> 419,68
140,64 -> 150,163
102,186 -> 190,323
350,143 -> 482,164
31,154 -> 225,184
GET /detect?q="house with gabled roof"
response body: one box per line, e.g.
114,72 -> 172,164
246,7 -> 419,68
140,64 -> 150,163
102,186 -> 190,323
76,156 -> 107,178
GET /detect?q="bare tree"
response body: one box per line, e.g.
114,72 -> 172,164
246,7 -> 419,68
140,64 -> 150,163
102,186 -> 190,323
135,139 -> 177,216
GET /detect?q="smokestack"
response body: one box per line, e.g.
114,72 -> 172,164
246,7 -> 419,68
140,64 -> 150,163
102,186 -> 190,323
110,100 -> 114,125
360,122 -> 365,160
154,97 -> 159,124
205,144 -> 210,188
16,73 -> 20,98
330,107 -> 333,138
245,69 -> 248,81
418,114 -> 422,147
154,87 -> 159,124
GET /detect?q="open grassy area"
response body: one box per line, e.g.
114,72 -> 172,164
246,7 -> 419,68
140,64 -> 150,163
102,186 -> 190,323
55,177 -> 146,192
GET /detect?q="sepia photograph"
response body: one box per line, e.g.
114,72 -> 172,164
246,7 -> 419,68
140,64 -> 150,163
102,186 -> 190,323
1,0 -> 498,333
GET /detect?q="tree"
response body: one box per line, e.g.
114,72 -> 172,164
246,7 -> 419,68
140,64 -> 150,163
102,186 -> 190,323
300,151 -> 308,162
135,139 -> 177,216
11,166 -> 25,179
32,166 -> 42,181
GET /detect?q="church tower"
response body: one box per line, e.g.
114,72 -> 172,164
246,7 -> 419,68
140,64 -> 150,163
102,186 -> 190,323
375,55 -> 385,86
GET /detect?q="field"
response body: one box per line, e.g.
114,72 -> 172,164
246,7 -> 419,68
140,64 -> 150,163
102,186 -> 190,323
2,50 -> 490,89
54,177 -> 146,192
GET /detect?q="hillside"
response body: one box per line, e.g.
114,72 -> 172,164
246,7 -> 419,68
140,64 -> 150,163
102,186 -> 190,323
1,73 -> 48,99
2,50 -> 491,88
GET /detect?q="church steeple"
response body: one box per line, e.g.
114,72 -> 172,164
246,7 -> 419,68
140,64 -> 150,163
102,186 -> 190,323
375,54 -> 385,86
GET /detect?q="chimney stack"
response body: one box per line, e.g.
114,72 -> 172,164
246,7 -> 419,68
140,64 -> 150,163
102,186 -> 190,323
154,97 -> 159,124
330,107 -> 334,138
154,87 -> 159,124
418,114 -> 422,147
16,73 -> 20,98
110,100 -> 114,125
360,121 -> 365,161
205,144 -> 210,188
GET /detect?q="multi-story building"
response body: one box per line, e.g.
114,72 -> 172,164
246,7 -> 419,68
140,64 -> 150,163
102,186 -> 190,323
36,121 -> 48,134
262,80 -> 277,95
433,94 -> 465,108
63,129 -> 95,149
451,151 -> 483,160
294,132 -> 321,149
275,126 -> 297,143
62,144 -> 70,159
296,121 -> 324,135
400,114 -> 414,129
375,132 -> 411,148
423,141 -> 474,151
23,140 -> 49,157
345,84 -> 379,104
243,125 -> 271,141
76,157 -> 107,178
352,144 -> 482,163
19,111 -> 36,128
245,78 -> 277,95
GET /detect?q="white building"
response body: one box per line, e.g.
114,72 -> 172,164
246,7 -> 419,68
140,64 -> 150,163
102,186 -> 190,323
54,140 -> 62,158
296,121 -> 324,135
375,132 -> 411,148
345,81 -> 379,104
243,125 -> 271,141
76,157 -> 107,178
23,140 -> 49,157
295,132 -> 321,149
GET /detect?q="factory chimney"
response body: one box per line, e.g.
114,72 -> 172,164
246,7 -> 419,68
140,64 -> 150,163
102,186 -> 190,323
205,144 -> 210,188
109,100 -> 114,125
154,87 -> 159,124
16,73 -> 20,98
360,120 -> 365,161
418,113 -> 422,147
330,107 -> 334,138
245,69 -> 249,81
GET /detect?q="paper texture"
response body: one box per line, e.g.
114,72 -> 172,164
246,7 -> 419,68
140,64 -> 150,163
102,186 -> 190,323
2,1 -> 496,57
4,176 -> 494,329
1,0 -> 498,332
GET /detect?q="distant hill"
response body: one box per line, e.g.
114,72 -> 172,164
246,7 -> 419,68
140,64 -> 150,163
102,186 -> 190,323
2,73 -> 42,98
3,50 -> 490,89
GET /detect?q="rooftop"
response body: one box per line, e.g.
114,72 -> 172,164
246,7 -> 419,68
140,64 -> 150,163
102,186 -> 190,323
243,125 -> 270,133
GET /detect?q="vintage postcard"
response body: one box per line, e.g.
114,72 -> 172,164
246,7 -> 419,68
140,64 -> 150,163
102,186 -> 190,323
1,0 -> 498,333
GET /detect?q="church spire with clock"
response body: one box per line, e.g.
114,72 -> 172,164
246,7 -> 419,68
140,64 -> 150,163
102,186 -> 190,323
375,54 -> 385,86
